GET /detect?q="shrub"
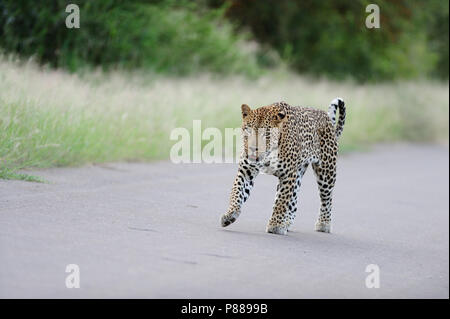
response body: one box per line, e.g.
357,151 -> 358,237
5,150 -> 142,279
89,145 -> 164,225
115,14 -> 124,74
0,0 -> 262,75
211,0 -> 447,82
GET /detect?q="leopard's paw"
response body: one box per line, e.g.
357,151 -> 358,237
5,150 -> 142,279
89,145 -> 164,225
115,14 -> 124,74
315,221 -> 331,233
266,224 -> 288,235
220,211 -> 240,227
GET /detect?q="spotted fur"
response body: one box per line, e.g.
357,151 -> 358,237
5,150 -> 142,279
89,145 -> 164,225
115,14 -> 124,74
220,98 -> 346,235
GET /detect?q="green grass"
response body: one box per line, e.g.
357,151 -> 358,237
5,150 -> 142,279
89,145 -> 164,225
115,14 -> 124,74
0,57 -> 448,181
0,167 -> 45,182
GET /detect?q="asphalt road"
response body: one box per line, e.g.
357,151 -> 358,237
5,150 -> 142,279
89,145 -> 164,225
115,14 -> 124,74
0,144 -> 448,298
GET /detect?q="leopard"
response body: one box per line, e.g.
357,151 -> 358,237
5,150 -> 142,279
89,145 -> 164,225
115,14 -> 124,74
220,98 -> 346,235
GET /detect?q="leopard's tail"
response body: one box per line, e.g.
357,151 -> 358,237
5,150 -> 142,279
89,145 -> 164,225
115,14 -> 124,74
328,97 -> 346,140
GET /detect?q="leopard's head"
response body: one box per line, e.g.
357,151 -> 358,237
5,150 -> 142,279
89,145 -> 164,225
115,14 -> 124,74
241,103 -> 287,163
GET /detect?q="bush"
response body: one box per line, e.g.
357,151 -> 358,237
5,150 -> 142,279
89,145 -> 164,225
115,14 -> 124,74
0,0 -> 262,75
211,0 -> 448,82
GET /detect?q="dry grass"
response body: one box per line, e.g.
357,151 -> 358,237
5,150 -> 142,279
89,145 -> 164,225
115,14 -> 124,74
0,56 -> 448,180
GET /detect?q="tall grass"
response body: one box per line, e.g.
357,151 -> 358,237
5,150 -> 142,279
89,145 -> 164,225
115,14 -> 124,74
0,57 -> 448,180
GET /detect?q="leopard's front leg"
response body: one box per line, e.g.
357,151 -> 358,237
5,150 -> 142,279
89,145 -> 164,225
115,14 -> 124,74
221,159 -> 259,227
266,169 -> 299,235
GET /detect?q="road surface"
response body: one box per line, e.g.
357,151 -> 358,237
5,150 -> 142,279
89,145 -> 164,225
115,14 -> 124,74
0,144 -> 448,298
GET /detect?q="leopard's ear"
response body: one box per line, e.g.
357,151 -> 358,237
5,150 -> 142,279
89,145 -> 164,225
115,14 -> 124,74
241,104 -> 251,118
275,110 -> 286,122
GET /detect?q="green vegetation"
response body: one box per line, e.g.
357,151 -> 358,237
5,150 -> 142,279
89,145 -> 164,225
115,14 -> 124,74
0,58 -> 448,180
0,0 -> 263,76
0,167 -> 44,183
1,0 -> 448,81
211,0 -> 449,81
0,1 -> 448,181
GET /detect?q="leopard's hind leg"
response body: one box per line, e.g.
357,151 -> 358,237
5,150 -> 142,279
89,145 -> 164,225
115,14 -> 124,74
285,163 -> 309,231
312,151 -> 337,233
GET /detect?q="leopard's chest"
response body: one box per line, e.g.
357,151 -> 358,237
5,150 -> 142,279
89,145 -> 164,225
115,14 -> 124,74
260,150 -> 280,175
